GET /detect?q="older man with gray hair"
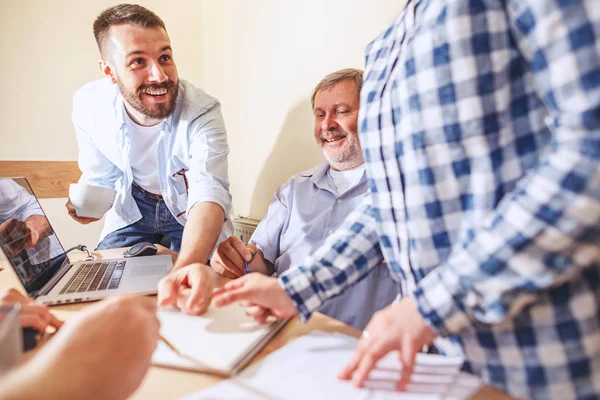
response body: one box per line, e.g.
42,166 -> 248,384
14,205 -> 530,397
210,69 -> 397,329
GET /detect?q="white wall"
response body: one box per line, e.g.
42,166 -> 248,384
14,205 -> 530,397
200,0 -> 404,218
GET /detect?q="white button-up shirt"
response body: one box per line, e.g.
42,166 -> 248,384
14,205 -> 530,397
72,79 -> 233,244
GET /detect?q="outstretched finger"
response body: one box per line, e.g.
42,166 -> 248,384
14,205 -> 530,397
213,286 -> 254,308
351,344 -> 387,388
338,343 -> 366,380
213,275 -> 248,296
396,340 -> 417,391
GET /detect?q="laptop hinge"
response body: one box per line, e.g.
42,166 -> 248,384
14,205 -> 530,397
38,259 -> 74,296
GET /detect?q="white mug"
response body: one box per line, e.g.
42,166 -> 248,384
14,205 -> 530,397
69,183 -> 116,219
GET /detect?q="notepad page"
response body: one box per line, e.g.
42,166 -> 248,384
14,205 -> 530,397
152,305 -> 282,375
184,331 -> 482,400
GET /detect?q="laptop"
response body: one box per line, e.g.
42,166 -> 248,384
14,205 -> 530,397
0,177 -> 172,305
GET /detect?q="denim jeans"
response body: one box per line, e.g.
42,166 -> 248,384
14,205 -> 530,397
96,185 -> 184,252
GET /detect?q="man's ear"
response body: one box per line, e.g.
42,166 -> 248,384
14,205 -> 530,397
98,59 -> 117,84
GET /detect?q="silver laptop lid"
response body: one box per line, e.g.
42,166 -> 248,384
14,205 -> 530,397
0,177 -> 69,296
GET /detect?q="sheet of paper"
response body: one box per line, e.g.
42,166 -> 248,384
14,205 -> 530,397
153,305 -> 279,374
184,331 -> 482,400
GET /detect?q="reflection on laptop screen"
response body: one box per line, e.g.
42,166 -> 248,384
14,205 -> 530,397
0,178 -> 67,295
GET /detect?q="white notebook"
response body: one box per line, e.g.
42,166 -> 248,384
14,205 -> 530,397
152,305 -> 288,376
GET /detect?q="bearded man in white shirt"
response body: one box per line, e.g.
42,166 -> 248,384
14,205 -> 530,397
66,4 -> 232,314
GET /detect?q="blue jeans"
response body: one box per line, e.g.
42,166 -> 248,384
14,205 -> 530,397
97,185 -> 184,252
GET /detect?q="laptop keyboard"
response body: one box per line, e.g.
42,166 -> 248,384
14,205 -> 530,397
59,261 -> 126,294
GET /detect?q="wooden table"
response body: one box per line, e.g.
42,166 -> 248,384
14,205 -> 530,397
0,247 -> 513,400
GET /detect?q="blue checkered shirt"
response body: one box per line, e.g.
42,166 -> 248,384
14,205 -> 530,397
278,0 -> 600,398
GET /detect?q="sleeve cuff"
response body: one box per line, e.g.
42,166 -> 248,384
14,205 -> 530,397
278,268 -> 324,323
188,189 -> 232,216
411,266 -> 472,337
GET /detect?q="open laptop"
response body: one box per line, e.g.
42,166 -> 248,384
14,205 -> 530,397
0,177 -> 172,305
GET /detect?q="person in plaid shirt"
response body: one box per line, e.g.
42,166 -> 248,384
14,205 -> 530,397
213,0 -> 600,398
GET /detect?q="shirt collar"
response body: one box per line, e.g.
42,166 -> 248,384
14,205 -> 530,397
311,161 -> 333,191
300,161 -> 368,195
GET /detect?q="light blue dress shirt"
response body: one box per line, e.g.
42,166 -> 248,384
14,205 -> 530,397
250,162 -> 397,330
72,79 -> 233,244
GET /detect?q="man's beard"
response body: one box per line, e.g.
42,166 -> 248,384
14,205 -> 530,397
318,129 -> 364,171
117,79 -> 179,120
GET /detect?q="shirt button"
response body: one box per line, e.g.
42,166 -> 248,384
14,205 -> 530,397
328,230 -> 334,235
337,199 -> 342,204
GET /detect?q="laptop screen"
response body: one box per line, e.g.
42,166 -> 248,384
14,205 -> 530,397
0,178 -> 68,295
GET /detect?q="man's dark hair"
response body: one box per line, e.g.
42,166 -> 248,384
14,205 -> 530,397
93,4 -> 167,57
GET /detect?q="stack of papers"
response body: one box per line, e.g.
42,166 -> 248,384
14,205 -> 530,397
185,331 -> 482,400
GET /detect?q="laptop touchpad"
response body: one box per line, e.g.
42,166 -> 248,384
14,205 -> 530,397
131,264 -> 166,277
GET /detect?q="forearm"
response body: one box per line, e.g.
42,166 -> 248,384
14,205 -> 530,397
0,368 -> 42,400
174,201 -> 224,270
0,362 -> 80,400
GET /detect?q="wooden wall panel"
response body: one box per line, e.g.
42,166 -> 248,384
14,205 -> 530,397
0,161 -> 80,198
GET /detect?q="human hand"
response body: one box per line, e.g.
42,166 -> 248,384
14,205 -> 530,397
157,263 -> 214,315
65,198 -> 100,224
211,236 -> 257,278
0,288 -> 63,332
213,273 -> 297,322
23,215 -> 52,246
0,218 -> 33,257
338,297 -> 437,390
26,295 -> 159,400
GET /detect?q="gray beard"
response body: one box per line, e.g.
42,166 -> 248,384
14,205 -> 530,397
320,141 -> 364,171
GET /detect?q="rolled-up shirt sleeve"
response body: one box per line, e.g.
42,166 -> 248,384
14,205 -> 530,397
72,95 -> 121,189
186,102 -> 232,217
249,184 -> 290,265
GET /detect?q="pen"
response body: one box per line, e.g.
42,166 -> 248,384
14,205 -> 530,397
159,333 -> 183,356
240,234 -> 250,274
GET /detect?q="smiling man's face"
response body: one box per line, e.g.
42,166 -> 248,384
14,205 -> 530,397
313,79 -> 364,171
100,24 -> 179,126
